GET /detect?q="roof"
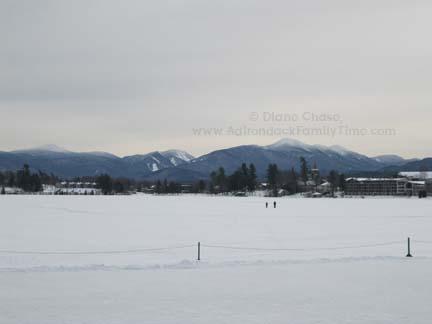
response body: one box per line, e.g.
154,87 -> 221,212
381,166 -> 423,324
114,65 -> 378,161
399,172 -> 432,179
408,181 -> 426,185
319,181 -> 331,186
346,177 -> 407,182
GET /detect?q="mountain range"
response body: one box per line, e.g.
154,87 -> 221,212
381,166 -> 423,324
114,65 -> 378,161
0,140 -> 428,181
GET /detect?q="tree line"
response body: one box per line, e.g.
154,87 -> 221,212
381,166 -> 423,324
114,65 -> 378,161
0,165 -> 138,195
93,174 -> 140,195
209,163 -> 257,193
0,164 -> 59,193
1,159 -> 347,196
207,157 -> 346,196
265,158 -> 346,196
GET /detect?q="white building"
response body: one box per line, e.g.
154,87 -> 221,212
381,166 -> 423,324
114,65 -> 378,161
399,171 -> 432,180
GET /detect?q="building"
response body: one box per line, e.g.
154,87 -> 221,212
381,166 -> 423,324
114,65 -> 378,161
54,181 -> 100,195
58,181 -> 97,189
428,180 -> 432,195
317,181 -> 332,194
345,178 -> 426,196
399,171 -> 432,195
399,171 -> 432,180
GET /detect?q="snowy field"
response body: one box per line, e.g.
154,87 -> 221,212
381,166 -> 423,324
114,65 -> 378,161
1,195 -> 432,323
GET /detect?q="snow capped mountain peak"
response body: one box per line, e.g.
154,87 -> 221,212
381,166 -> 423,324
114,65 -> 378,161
121,149 -> 195,173
36,144 -> 70,152
266,139 -> 362,158
267,138 -> 311,150
13,144 -> 70,154
161,150 -> 195,164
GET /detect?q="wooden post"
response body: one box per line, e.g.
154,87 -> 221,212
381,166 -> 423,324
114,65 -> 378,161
197,242 -> 201,261
406,237 -> 413,257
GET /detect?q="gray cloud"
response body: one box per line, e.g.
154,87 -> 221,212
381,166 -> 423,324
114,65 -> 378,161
1,0 -> 431,157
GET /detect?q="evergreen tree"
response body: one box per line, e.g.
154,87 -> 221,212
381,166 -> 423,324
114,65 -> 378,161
285,167 -> 298,194
328,170 -> 339,196
247,163 -> 257,191
241,163 -> 248,177
96,174 -> 113,195
267,164 -> 279,196
168,181 -> 181,193
210,167 -> 228,193
209,181 -> 215,194
300,157 -> 308,183
241,163 -> 249,189
228,169 -> 243,191
194,180 -> 206,193
16,164 -> 42,192
210,171 -> 217,183
113,180 -> 125,193
155,180 -> 162,194
267,164 -> 279,187
7,172 -> 15,187
198,180 -> 206,193
211,164 -> 257,193
31,174 -> 42,192
339,173 -> 346,192
17,164 -> 31,191
216,167 -> 227,192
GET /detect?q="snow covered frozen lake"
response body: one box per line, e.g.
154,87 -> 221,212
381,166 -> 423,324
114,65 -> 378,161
1,195 -> 432,323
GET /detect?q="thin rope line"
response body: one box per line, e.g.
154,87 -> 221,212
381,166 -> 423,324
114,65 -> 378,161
413,240 -> 432,244
0,240 -> 409,255
202,241 -> 404,252
0,245 -> 196,255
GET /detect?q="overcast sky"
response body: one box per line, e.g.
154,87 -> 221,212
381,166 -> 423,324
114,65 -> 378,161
1,0 -> 431,158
